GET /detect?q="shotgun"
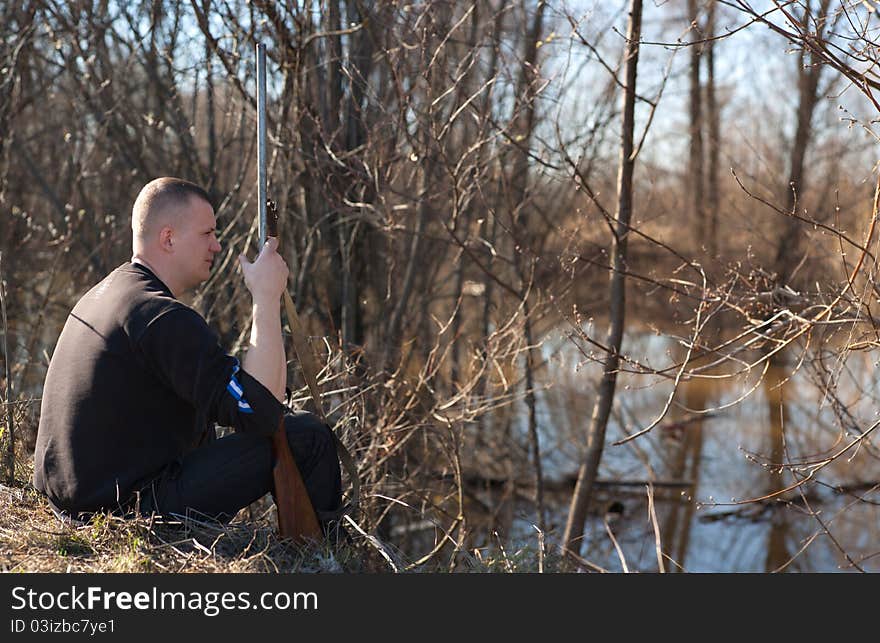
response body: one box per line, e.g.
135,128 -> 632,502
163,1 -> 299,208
256,43 -> 322,543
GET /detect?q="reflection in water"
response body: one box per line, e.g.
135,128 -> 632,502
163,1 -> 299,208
403,331 -> 879,571
764,354 -> 792,572
660,380 -> 706,572
504,331 -> 880,572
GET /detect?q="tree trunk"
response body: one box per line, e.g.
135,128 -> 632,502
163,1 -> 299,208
475,1 -> 506,442
704,1 -> 720,261
507,0 -> 547,534
1,253 -> 13,485
773,0 -> 830,287
522,305 -> 546,532
687,0 -> 705,247
562,0 -> 642,557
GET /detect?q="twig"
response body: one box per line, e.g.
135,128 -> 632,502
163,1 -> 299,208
343,514 -> 402,573
494,530 -> 513,573
564,547 -> 609,573
646,484 -> 665,573
533,524 -> 545,574
604,518 -> 629,573
0,252 -> 14,485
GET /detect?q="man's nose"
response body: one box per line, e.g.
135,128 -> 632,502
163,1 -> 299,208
211,238 -> 221,252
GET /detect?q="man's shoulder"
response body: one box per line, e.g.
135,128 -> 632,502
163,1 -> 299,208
78,263 -> 170,304
122,264 -> 208,324
78,263 -> 202,338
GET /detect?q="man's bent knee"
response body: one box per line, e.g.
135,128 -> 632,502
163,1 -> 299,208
283,411 -> 332,452
281,411 -> 341,514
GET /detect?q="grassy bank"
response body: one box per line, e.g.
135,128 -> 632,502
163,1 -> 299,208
0,480 -> 366,573
0,478 -> 569,573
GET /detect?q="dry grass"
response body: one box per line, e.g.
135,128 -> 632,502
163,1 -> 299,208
0,480 -> 575,573
0,481 -> 371,574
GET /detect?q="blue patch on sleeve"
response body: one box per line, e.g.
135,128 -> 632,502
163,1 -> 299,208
227,360 -> 254,414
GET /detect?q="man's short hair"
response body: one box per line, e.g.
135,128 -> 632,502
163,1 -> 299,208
132,177 -> 212,240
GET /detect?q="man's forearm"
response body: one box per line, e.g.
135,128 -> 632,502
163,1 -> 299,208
242,298 -> 286,401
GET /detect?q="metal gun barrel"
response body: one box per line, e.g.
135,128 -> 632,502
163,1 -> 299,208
256,42 -> 268,247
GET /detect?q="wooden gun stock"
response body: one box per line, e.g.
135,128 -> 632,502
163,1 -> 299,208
271,416 -> 322,543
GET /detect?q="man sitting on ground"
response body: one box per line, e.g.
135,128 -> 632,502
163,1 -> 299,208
33,177 -> 341,529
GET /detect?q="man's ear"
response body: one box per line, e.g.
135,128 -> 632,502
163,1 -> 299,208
159,225 -> 174,252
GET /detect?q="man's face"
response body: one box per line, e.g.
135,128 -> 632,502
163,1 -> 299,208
170,196 -> 221,291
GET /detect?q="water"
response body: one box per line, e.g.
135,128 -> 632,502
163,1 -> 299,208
497,329 -> 880,572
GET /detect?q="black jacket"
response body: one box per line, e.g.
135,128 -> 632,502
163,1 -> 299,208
33,262 -> 283,514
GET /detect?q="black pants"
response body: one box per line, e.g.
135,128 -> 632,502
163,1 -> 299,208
137,411 -> 341,524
